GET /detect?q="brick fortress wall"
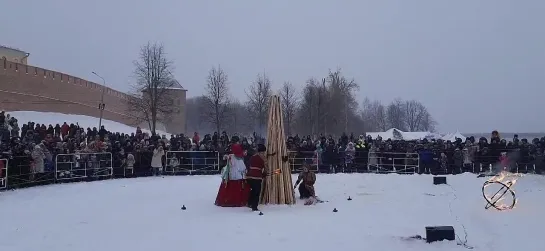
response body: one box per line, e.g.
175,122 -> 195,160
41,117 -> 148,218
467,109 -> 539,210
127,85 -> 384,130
0,59 -> 136,127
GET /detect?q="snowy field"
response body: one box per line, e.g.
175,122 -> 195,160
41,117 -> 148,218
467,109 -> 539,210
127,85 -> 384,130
1,173 -> 544,251
6,111 -> 169,136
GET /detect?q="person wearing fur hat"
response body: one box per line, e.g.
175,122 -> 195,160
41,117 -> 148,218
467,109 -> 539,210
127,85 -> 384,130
214,137 -> 249,207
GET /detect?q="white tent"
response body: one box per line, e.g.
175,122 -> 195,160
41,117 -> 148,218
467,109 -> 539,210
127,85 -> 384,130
441,131 -> 467,141
366,128 -> 440,141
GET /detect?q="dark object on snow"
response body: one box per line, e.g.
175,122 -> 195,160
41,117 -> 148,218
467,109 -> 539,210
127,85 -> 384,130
425,226 -> 455,243
181,205 -> 186,210
333,208 -> 338,212
258,211 -> 263,215
433,176 -> 447,185
347,196 -> 352,201
401,235 -> 423,241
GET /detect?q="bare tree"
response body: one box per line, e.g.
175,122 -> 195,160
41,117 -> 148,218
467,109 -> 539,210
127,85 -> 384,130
386,98 -> 407,130
279,81 -> 298,136
326,69 -> 359,133
295,78 -> 328,135
421,111 -> 437,132
127,42 -> 177,134
246,73 -> 272,134
226,99 -> 251,133
295,79 -> 316,135
203,65 -> 230,134
404,99 -> 431,131
361,98 -> 388,131
185,96 -> 210,133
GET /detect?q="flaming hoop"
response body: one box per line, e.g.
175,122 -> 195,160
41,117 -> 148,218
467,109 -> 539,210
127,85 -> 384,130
481,172 -> 520,211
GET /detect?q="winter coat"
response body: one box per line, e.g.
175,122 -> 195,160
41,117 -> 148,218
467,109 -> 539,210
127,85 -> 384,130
126,153 -> 135,169
368,146 -> 378,166
453,150 -> 463,167
419,149 -> 433,164
31,145 -> 45,173
151,148 -> 164,168
462,149 -> 472,165
344,145 -> 355,164
500,155 -> 509,169
9,119 -> 19,137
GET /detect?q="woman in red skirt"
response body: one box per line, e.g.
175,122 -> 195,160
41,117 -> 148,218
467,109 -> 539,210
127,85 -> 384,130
215,139 -> 250,207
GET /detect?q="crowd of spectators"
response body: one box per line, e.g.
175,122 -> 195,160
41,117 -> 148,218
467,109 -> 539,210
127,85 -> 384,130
286,131 -> 545,175
0,111 -> 544,190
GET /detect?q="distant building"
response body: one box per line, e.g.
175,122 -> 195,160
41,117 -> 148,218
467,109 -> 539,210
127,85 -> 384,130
0,45 -> 30,64
140,83 -> 187,134
164,85 -> 187,134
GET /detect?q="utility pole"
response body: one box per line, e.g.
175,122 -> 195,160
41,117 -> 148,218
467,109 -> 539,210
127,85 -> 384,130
91,71 -> 106,129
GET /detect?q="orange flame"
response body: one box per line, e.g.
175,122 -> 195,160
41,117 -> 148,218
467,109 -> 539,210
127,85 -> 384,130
484,171 -> 521,210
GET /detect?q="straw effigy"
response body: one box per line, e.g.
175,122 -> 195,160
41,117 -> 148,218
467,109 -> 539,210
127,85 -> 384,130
259,95 -> 296,205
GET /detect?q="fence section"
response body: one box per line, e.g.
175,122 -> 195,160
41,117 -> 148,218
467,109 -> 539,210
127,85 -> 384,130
165,151 -> 220,175
0,158 -> 7,190
7,155 -> 56,188
55,153 -> 113,181
0,149 -> 543,190
287,151 -> 319,173
367,152 -> 420,173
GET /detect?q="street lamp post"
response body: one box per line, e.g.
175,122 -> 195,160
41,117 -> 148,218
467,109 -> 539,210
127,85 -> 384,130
91,71 -> 106,129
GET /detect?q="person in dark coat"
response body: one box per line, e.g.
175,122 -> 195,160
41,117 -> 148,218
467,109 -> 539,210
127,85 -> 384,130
246,144 -> 266,211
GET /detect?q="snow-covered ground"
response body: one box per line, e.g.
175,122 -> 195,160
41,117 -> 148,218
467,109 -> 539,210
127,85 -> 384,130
6,111 -> 169,136
1,173 -> 544,251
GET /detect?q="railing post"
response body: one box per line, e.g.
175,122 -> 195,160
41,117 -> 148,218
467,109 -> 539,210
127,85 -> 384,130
190,154 -> 194,175
416,154 -> 420,174
108,152 -> 113,178
313,151 -> 317,173
0,158 -> 7,189
216,151 -> 220,171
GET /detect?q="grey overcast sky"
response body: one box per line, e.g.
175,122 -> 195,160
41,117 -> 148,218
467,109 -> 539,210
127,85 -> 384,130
1,0 -> 544,133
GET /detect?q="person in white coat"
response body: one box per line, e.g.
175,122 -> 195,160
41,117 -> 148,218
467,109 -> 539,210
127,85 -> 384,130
151,145 -> 165,176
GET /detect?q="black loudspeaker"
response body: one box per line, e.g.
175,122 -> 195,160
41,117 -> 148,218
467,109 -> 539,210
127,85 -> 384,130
433,176 -> 447,185
425,226 -> 455,243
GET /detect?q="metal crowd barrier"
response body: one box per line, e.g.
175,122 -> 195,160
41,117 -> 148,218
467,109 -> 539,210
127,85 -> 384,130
336,150 -> 368,173
0,158 -> 7,190
7,155 -> 56,188
55,152 -> 113,181
367,152 -> 420,173
0,149 -> 542,190
165,151 -> 220,175
287,151 -> 319,173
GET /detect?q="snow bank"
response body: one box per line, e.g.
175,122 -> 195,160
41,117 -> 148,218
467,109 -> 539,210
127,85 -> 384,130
6,111 -> 169,136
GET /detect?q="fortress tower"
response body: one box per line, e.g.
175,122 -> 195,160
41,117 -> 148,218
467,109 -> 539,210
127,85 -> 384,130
0,45 -> 29,65
163,85 -> 187,134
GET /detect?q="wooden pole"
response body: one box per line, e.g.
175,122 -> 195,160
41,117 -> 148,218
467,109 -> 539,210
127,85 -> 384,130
260,95 -> 295,205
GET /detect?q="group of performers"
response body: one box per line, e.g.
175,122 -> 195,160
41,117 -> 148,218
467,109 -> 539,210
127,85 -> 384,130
214,136 -> 317,210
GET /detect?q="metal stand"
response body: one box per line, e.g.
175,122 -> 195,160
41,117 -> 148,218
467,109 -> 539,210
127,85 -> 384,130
482,179 -> 517,211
